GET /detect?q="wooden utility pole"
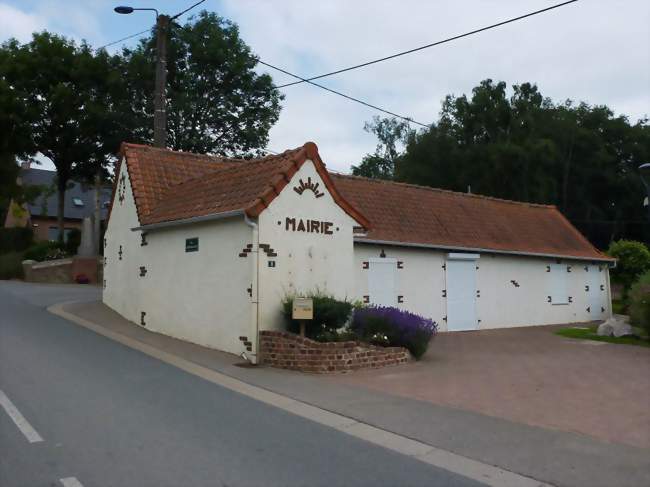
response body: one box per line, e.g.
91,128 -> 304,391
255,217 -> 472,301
153,15 -> 170,148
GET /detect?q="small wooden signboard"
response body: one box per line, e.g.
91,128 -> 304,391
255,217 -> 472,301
292,297 -> 313,336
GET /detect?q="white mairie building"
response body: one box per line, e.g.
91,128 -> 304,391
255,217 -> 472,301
104,142 -> 614,361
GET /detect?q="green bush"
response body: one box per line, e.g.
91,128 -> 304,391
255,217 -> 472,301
628,271 -> 650,334
0,252 -> 25,279
607,240 -> 650,298
0,227 -> 33,254
282,292 -> 353,341
64,228 -> 81,255
23,241 -> 69,262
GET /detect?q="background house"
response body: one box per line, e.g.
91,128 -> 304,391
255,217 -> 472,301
3,163 -> 113,242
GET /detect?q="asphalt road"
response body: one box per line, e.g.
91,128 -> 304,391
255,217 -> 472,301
0,281 -> 484,487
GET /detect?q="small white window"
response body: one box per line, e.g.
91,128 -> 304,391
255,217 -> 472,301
549,263 -> 568,305
72,197 -> 84,207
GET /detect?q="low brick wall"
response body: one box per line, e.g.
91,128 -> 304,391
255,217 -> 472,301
260,330 -> 410,373
22,256 -> 100,284
23,259 -> 73,283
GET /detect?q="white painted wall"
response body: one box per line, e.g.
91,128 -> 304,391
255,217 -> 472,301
103,159 -> 143,325
257,160 -> 359,331
353,244 -> 611,331
104,156 -> 612,357
103,159 -> 253,355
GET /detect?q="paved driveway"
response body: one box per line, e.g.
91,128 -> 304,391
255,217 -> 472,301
332,325 -> 650,449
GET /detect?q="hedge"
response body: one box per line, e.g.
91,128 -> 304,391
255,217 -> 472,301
0,227 -> 33,254
629,271 -> 650,334
282,292 -> 353,341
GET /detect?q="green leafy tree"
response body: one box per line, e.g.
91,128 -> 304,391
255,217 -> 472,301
0,64 -> 38,221
122,11 -> 282,156
361,80 -> 649,248
0,34 -> 131,241
352,116 -> 413,179
607,240 -> 650,297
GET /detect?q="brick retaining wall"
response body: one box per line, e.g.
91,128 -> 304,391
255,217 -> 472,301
259,330 -> 410,373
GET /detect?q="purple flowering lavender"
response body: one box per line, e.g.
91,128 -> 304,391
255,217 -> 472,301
351,306 -> 437,359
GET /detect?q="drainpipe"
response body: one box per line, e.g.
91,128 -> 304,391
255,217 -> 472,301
244,214 -> 260,364
605,267 -> 613,318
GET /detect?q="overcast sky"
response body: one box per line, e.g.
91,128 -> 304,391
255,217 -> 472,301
2,0 -> 649,172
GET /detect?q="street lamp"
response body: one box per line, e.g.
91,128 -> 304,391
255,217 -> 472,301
114,5 -> 168,148
640,163 -> 650,221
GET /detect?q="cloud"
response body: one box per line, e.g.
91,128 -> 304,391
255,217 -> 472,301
0,3 -> 46,42
221,0 -> 650,171
3,0 -> 649,172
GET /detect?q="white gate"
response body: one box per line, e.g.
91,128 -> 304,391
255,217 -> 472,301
446,254 -> 479,331
368,258 -> 397,307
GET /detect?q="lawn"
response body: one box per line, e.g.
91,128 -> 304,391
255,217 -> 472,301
555,325 -> 650,348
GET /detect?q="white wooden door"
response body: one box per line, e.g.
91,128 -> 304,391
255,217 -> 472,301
446,256 -> 478,331
368,258 -> 397,307
587,265 -> 604,318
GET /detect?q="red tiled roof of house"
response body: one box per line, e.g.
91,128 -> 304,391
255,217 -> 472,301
118,142 -> 369,228
118,143 -> 241,223
331,174 -> 611,261
113,142 -> 610,261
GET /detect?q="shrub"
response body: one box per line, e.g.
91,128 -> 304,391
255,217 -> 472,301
628,271 -> 650,335
0,227 -> 33,254
0,252 -> 25,279
351,306 -> 437,359
23,241 -> 69,262
607,240 -> 650,298
282,292 -> 353,341
64,228 -> 81,255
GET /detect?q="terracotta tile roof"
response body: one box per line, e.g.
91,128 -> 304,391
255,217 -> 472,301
113,142 -> 609,261
331,174 -> 611,261
119,143 -> 241,223
117,142 -> 369,229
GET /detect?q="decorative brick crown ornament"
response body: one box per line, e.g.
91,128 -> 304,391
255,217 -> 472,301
118,174 -> 126,204
293,177 -> 324,198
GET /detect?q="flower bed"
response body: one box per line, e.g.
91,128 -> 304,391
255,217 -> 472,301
350,306 -> 437,359
259,331 -> 410,373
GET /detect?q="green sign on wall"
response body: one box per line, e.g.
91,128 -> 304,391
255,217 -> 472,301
185,237 -> 199,252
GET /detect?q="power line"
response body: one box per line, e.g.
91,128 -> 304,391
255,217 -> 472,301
276,0 -> 579,88
96,0 -> 206,51
259,60 -> 429,127
171,0 -> 206,20
96,28 -> 151,51
97,0 -> 430,125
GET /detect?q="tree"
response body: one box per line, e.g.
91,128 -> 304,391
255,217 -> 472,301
351,116 -> 413,179
607,240 -> 650,298
360,80 -> 650,248
121,11 -> 282,156
0,61 -> 38,222
0,34 -> 131,242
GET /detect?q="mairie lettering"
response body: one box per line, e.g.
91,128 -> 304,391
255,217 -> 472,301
285,217 -> 334,235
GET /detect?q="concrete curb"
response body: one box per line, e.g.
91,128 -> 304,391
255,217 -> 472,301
48,301 -> 552,487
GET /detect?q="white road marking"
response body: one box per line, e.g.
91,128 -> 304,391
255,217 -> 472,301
60,477 -> 84,487
0,389 -> 44,443
50,302 -> 552,487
